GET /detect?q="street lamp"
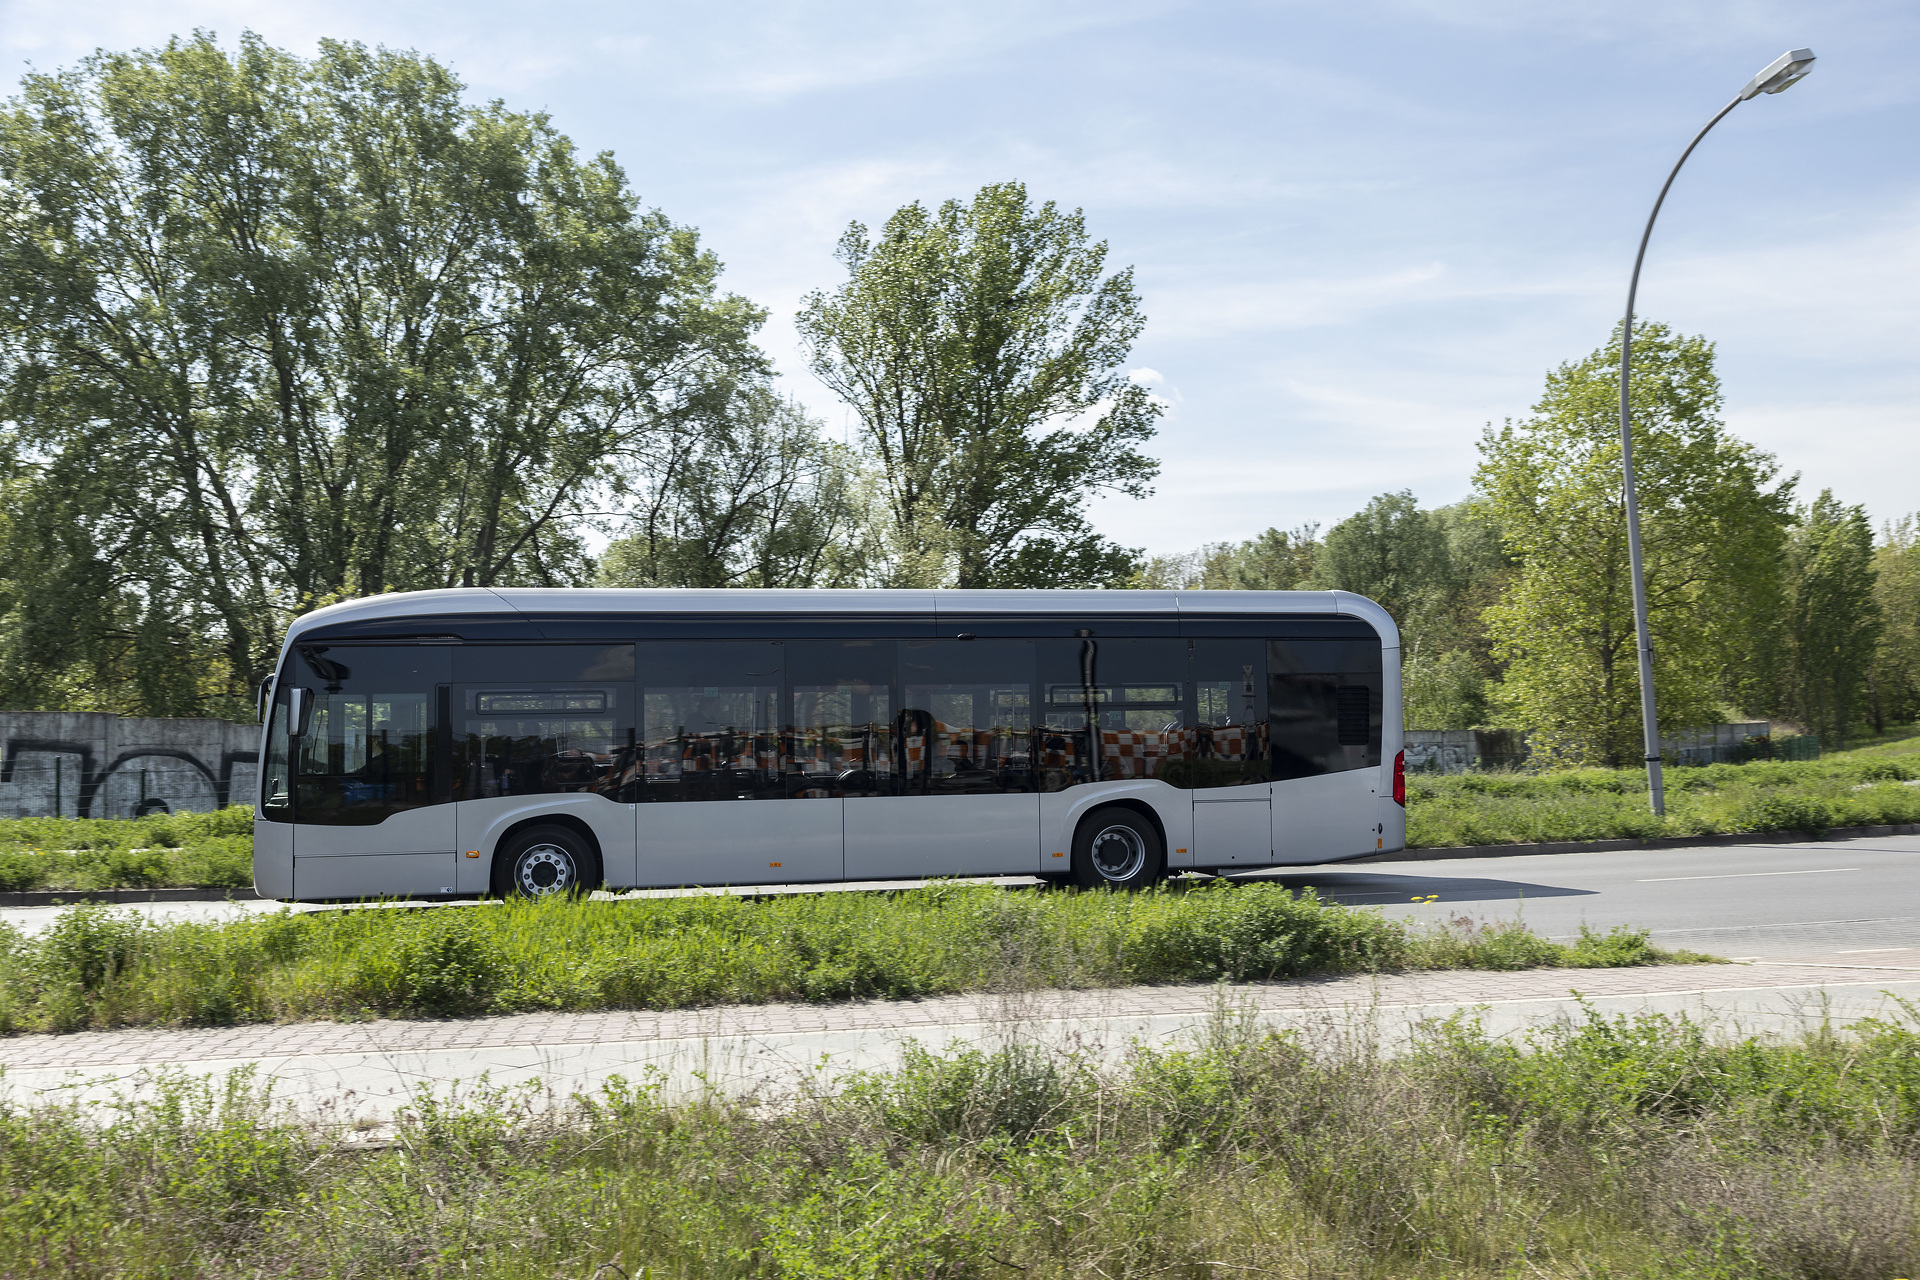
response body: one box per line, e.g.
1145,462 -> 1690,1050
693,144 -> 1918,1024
1618,48 -> 1815,816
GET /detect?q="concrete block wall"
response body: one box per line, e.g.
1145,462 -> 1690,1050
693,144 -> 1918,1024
0,711 -> 259,819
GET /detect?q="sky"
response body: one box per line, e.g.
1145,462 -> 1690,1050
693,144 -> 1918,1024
2,0 -> 1914,555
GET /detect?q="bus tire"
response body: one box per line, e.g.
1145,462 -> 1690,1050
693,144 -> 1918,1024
493,825 -> 599,901
1070,807 -> 1163,891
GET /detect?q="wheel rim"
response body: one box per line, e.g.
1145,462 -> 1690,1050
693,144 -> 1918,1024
515,843 -> 576,897
1089,824 -> 1146,882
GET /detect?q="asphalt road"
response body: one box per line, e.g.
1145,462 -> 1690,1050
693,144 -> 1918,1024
5,834 -> 1917,964
1241,833 -> 1920,964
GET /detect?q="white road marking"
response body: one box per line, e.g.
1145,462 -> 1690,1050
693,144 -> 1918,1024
1637,868 -> 1859,883
1838,947 -> 1916,954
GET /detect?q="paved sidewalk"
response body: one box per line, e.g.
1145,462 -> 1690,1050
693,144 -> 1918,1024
5,962 -> 1918,1124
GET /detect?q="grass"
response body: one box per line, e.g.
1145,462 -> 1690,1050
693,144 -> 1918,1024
1408,725 -> 1920,847
5,1000 -> 1919,1278
0,806 -> 253,892
0,884 -> 1693,1034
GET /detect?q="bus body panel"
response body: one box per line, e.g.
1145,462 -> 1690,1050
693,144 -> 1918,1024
252,818 -> 293,899
297,852 -> 457,901
636,796 -> 843,887
1272,770 -> 1384,864
844,793 -> 1040,879
1193,787 -> 1273,867
454,793 -> 637,893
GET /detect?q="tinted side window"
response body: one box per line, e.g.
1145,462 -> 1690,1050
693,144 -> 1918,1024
1037,638 -> 1188,789
291,645 -> 451,825
787,640 -> 894,798
453,646 -> 636,804
1268,638 -> 1382,779
899,640 -> 1035,795
637,641 -> 784,802
1184,639 -> 1270,789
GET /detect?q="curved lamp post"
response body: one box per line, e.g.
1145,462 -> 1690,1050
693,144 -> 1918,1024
1619,48 -> 1815,815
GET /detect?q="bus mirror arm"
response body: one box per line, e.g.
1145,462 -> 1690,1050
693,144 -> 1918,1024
257,675 -> 275,722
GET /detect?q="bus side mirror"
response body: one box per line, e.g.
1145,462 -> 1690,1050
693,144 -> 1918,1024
287,686 -> 313,737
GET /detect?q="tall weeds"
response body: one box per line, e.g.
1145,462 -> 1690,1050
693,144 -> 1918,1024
4,1004 -> 1918,1277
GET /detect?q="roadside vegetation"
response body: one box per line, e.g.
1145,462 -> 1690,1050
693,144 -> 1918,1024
0,885 -> 1687,1035
5,1001 -> 1917,1278
1410,731 -> 1920,847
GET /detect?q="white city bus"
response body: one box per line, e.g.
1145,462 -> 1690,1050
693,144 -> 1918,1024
253,589 -> 1406,901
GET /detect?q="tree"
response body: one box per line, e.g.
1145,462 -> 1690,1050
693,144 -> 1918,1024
796,182 -> 1160,588
1870,516 -> 1920,731
597,388 -> 877,588
1307,491 -> 1448,622
0,33 -> 766,716
1477,322 -> 1792,767
1136,525 -> 1319,592
1776,492 -> 1881,747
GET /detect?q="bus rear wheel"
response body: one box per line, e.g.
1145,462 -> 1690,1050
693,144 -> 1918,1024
493,825 -> 599,901
1070,807 -> 1163,891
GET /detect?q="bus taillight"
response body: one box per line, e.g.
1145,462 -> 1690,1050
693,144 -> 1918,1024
1392,750 -> 1406,806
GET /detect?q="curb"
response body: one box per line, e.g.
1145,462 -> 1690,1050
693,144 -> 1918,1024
1356,823 -> 1920,864
0,887 -> 265,907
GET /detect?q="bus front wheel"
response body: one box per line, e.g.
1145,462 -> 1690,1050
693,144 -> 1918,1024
1070,807 -> 1163,891
493,825 -> 599,901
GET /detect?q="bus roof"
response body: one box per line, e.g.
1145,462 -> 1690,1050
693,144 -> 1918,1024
283,587 -> 1399,649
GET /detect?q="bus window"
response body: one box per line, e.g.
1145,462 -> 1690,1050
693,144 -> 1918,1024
1186,639 -> 1270,789
1267,638 -> 1382,779
291,645 -> 451,825
1037,638 -> 1188,787
899,639 -> 1035,795
787,640 -> 894,797
453,646 -> 635,802
637,642 -> 783,802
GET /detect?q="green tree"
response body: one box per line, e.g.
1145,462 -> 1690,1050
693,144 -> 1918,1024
1869,516 -> 1920,731
796,182 -> 1160,588
1477,322 -> 1792,767
1777,492 -> 1881,747
0,33 -> 766,715
1307,491 -> 1448,622
597,388 -> 877,589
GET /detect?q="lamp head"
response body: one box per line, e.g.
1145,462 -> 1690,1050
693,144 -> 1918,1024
1739,48 -> 1815,100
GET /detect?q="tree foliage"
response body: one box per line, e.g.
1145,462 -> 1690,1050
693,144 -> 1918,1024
1476,323 -> 1792,766
1777,492 -> 1880,748
1871,517 -> 1920,732
797,182 -> 1159,588
0,34 -> 770,715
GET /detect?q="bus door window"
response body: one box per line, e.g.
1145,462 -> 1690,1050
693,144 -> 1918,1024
635,642 -> 782,802
786,640 -> 894,798
1036,638 -> 1188,788
453,646 -> 635,802
290,645 -> 451,825
1187,639 -> 1271,789
1267,638 -> 1383,779
899,640 -> 1035,795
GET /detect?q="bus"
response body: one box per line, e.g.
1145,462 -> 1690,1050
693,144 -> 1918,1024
253,588 -> 1405,901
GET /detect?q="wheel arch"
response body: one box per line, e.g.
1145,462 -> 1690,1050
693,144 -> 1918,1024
1080,796 -> 1168,856
491,813 -> 604,890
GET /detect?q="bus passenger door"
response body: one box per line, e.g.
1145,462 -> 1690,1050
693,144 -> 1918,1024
844,640 -> 1040,880
633,641 -> 843,888
287,644 -> 457,901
